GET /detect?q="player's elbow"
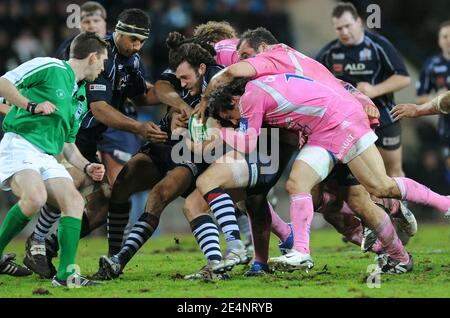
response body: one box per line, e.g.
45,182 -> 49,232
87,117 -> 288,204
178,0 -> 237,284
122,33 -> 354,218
398,75 -> 411,89
154,80 -> 171,100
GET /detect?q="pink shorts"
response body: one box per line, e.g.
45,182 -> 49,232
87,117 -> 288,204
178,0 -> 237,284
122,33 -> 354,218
307,108 -> 378,163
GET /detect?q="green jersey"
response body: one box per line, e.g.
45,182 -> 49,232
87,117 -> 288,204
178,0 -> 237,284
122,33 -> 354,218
2,57 -> 87,155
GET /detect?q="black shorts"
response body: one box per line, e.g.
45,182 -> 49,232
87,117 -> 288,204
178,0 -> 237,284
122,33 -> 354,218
139,141 -> 208,197
324,164 -> 360,187
375,121 -> 402,150
245,153 -> 281,196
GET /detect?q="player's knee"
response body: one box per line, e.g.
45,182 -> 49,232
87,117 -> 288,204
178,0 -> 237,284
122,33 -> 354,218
65,191 -> 85,216
22,189 -> 47,212
286,177 -> 307,195
196,173 -> 213,194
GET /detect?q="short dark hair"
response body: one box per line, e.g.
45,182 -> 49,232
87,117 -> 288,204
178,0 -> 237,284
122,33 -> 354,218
166,32 -> 216,70
332,2 -> 359,20
117,8 -> 151,31
208,78 -> 249,122
238,27 -> 278,51
168,43 -> 216,71
80,1 -> 107,20
70,32 -> 109,59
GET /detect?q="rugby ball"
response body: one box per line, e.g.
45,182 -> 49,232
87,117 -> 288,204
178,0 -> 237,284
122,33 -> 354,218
188,115 -> 208,143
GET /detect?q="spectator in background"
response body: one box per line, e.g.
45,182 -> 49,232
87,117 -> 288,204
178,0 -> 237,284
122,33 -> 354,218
316,2 -> 411,180
416,21 -> 450,173
12,30 -> 46,63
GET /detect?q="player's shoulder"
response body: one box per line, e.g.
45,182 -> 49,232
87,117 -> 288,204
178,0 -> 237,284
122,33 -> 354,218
23,57 -> 67,73
424,53 -> 444,67
316,39 -> 341,60
365,31 -> 395,49
320,38 -> 342,52
205,64 -> 225,82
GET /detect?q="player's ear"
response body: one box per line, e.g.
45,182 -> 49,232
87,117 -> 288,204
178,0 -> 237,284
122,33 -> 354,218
198,63 -> 207,75
259,42 -> 269,52
356,17 -> 363,27
87,52 -> 98,65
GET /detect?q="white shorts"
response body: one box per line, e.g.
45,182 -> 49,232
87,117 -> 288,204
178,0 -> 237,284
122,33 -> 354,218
296,145 -> 335,181
0,133 -> 72,191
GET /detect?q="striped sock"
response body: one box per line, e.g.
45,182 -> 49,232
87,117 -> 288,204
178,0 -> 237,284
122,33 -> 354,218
33,205 -> 60,242
204,188 -> 241,244
107,201 -> 131,256
115,212 -> 158,266
190,215 -> 222,263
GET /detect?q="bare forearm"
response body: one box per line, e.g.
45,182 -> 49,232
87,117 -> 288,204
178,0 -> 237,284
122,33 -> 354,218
154,80 -> 190,110
203,68 -> 237,99
373,75 -> 411,97
63,143 -> 90,171
0,78 -> 30,109
91,102 -> 142,134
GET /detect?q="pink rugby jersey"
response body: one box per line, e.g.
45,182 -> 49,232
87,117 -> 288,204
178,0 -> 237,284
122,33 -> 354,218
214,38 -> 240,67
220,73 -> 374,163
242,43 -> 379,127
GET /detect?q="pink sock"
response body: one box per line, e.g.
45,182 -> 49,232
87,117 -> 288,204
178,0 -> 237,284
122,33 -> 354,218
371,240 -> 384,254
394,177 -> 450,213
375,214 -> 409,263
290,193 -> 314,254
268,202 -> 291,242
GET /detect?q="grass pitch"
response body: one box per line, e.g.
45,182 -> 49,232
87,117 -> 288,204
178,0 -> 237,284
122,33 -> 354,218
0,224 -> 449,298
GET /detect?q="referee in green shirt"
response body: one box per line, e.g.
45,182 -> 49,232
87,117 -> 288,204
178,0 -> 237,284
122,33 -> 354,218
0,32 -> 107,287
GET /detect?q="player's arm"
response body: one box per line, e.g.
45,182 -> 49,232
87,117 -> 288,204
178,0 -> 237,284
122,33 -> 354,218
90,101 -> 167,142
154,79 -> 192,115
62,142 -> 105,181
193,62 -> 257,122
356,74 -> 411,99
131,82 -> 161,106
0,78 -> 56,115
391,91 -> 450,120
